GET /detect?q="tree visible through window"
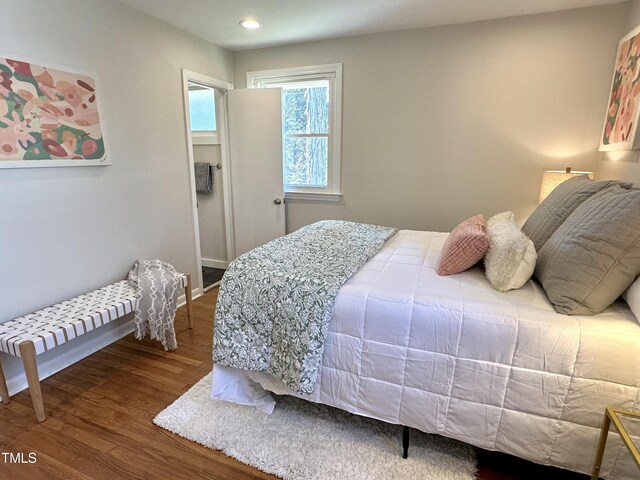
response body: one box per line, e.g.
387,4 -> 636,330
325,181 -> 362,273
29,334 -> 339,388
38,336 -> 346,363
247,64 -> 342,198
282,82 -> 329,188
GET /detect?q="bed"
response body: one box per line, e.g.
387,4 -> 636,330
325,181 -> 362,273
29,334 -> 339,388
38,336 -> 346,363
211,228 -> 640,480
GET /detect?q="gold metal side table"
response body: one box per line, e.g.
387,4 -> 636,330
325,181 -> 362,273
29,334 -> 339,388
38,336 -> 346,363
591,406 -> 640,480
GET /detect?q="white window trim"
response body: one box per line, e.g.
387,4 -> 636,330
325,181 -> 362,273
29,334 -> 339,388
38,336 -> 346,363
284,191 -> 342,202
191,130 -> 220,145
246,64 -> 343,200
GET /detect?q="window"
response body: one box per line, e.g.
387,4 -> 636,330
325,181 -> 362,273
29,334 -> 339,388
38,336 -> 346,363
188,84 -> 219,144
247,64 -> 342,201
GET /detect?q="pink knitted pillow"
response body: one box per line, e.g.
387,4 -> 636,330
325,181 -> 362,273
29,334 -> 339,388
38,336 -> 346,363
437,214 -> 490,276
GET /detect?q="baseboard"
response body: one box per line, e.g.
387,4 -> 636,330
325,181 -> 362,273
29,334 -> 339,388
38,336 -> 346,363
3,286 -> 202,397
203,281 -> 221,293
178,286 -> 202,308
201,258 -> 229,269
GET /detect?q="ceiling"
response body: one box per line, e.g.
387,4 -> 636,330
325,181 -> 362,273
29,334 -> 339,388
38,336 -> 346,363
114,0 -> 626,51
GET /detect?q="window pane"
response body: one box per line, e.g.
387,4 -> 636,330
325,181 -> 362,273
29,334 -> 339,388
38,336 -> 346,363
188,88 -> 216,131
284,136 -> 328,187
282,84 -> 328,134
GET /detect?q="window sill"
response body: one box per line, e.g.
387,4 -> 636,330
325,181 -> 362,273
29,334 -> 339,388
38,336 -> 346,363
284,191 -> 343,202
192,133 -> 220,145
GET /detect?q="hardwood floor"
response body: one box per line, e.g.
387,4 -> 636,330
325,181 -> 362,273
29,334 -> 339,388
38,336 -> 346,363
0,289 -> 587,480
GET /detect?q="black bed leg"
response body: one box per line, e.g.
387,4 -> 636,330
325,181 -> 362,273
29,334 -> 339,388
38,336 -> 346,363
402,426 -> 409,459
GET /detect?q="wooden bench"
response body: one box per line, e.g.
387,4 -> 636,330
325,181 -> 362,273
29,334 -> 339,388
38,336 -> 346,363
0,274 -> 193,422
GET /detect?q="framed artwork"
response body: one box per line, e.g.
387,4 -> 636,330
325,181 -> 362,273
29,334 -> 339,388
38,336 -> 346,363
0,55 -> 108,168
600,24 -> 640,151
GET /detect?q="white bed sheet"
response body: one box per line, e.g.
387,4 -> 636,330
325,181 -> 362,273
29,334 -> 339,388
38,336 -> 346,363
211,230 -> 640,479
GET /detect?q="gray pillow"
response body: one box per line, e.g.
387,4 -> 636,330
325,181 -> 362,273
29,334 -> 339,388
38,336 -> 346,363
522,175 -> 630,252
535,185 -> 640,315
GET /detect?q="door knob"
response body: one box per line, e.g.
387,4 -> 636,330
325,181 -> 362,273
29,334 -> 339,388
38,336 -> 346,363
273,198 -> 282,205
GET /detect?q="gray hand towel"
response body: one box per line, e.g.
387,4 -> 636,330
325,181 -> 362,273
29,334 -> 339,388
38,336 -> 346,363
194,162 -> 213,194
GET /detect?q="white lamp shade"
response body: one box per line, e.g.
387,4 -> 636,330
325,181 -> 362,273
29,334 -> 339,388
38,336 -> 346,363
539,169 -> 594,202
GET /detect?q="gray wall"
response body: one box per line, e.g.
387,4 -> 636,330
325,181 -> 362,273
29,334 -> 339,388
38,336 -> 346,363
596,0 -> 640,183
0,0 -> 232,322
0,0 -> 232,391
233,4 -> 629,232
193,145 -> 227,264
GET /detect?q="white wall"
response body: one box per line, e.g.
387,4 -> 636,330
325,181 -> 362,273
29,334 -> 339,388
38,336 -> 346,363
631,0 -> 640,21
193,144 -> 227,265
596,0 -> 640,183
233,4 -> 629,232
0,0 -> 232,393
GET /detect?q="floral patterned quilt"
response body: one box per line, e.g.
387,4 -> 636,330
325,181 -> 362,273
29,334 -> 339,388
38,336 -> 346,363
213,220 -> 398,394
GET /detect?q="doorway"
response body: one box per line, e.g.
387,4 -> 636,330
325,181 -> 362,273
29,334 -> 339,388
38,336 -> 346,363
182,70 -> 235,295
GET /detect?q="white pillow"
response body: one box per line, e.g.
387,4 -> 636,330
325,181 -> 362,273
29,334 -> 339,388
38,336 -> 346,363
623,277 -> 640,322
484,211 -> 537,292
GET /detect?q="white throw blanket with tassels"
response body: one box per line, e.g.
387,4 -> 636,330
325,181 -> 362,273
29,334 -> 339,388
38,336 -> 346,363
128,259 -> 182,350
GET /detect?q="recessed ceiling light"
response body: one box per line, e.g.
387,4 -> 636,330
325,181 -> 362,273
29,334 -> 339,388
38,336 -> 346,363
239,19 -> 262,30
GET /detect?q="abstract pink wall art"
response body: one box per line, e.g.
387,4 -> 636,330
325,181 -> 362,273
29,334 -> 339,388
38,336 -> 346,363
601,25 -> 640,151
0,56 -> 107,168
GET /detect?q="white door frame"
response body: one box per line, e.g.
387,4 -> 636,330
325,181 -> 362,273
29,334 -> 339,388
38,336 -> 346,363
181,69 -> 235,295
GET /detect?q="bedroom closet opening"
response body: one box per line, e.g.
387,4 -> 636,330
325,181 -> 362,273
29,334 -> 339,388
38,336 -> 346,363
182,71 -> 235,296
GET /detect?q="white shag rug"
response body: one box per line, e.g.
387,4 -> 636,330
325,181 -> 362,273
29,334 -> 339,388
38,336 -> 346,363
154,374 -> 477,480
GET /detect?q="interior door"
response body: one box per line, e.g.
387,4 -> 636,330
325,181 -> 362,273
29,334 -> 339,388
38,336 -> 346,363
227,88 -> 285,257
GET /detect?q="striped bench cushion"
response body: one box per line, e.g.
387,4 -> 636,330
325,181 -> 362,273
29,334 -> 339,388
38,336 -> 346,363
0,276 -> 187,357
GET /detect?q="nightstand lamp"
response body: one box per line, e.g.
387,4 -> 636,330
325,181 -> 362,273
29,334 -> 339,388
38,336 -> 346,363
539,167 -> 594,202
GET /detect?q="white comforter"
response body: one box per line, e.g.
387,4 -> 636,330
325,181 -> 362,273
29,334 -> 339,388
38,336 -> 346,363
212,230 -> 640,479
